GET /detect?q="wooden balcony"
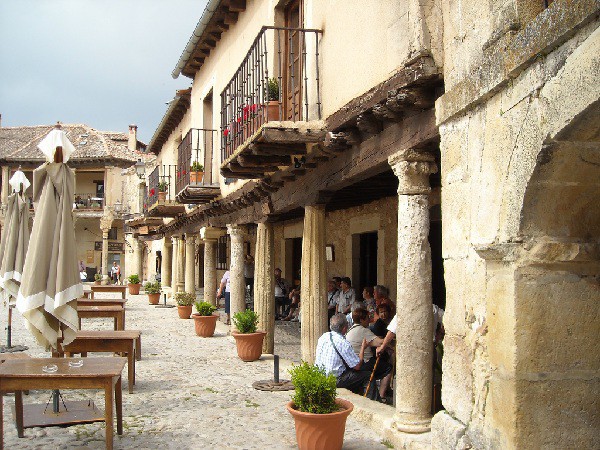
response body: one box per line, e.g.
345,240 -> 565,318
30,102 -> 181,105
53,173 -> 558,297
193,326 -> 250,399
219,26 -> 325,180
145,165 -> 185,218
175,128 -> 221,204
124,215 -> 163,238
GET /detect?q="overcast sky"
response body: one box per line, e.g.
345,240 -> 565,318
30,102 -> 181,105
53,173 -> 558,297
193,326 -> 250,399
0,0 -> 207,143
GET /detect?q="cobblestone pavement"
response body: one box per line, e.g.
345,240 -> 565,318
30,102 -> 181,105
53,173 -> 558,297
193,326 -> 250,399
2,291 -> 389,449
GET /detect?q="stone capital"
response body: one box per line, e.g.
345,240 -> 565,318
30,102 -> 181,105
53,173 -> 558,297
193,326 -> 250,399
102,230 -> 109,239
185,234 -> 196,244
388,149 -> 437,195
200,226 -> 224,242
171,235 -> 180,245
227,224 -> 246,241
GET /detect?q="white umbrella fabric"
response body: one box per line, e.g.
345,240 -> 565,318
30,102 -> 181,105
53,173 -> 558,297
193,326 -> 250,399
0,170 -> 31,349
16,128 -> 83,350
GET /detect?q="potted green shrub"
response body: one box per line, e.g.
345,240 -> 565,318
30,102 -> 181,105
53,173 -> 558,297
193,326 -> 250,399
175,292 -> 195,319
231,309 -> 266,361
266,77 -> 280,120
190,161 -> 204,184
191,301 -> 218,337
94,273 -> 102,285
145,281 -> 161,305
127,274 -> 141,295
157,181 -> 168,202
286,362 -> 354,450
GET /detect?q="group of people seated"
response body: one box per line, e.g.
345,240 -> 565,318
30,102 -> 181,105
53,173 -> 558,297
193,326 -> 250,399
317,278 -> 445,405
275,268 -> 301,322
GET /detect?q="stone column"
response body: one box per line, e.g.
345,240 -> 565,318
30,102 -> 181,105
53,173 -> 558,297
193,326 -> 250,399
388,149 -> 437,433
202,228 -> 220,306
227,224 -> 246,329
177,235 -> 186,293
132,238 -> 143,278
161,238 -> 172,288
101,229 -> 110,281
171,236 -> 179,293
185,234 -> 196,294
254,222 -> 275,353
300,204 -> 328,364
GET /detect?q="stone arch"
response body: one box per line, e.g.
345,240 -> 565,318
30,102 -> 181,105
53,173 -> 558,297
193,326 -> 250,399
511,99 -> 600,448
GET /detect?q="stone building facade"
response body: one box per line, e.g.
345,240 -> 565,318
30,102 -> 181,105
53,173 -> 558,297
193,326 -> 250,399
124,1 -> 599,448
0,123 -> 148,282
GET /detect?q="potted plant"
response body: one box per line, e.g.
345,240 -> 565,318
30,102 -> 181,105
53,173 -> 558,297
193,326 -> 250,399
231,309 -> 266,362
175,292 -> 195,319
145,281 -> 161,305
127,274 -> 141,295
286,362 -> 354,450
157,181 -> 168,202
266,77 -> 280,120
94,273 -> 102,285
191,301 -> 218,337
189,161 -> 204,184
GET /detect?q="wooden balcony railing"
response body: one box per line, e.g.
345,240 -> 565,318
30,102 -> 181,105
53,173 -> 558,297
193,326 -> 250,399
220,26 -> 322,162
176,128 -> 217,193
147,164 -> 177,207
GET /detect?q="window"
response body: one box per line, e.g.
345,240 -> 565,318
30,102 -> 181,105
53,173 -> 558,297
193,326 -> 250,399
108,227 -> 118,240
216,235 -> 230,270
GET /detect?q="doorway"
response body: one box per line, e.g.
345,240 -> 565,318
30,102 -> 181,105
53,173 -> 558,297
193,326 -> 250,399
352,231 -> 378,293
284,237 -> 303,288
283,0 -> 303,121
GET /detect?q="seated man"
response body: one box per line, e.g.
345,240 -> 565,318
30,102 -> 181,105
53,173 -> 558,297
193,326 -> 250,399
346,300 -> 366,327
346,308 -> 393,402
315,313 -> 371,394
374,285 -> 396,317
282,292 -> 300,321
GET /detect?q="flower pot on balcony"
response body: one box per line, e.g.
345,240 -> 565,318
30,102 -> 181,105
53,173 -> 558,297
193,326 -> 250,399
266,100 -> 280,121
190,171 -> 204,184
158,191 -> 167,202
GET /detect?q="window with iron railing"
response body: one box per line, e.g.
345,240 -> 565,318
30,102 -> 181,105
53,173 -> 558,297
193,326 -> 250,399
220,26 -> 322,162
147,164 -> 177,207
216,235 -> 230,270
176,128 -> 216,193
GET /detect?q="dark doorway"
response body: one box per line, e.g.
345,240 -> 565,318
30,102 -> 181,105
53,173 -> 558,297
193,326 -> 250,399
291,237 -> 302,288
353,231 -> 378,293
429,219 -> 446,309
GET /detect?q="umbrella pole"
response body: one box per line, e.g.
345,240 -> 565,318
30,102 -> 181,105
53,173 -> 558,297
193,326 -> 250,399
7,304 -> 12,347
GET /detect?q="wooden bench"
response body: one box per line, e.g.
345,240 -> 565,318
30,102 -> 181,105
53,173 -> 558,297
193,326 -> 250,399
59,331 -> 141,394
90,285 -> 127,300
78,306 -> 125,331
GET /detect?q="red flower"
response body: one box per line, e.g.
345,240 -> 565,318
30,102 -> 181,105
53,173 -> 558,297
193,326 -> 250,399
149,188 -> 155,196
223,128 -> 230,137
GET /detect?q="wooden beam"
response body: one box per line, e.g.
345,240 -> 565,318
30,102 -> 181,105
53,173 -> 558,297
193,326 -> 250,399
270,109 -> 438,214
326,56 -> 441,132
227,0 -> 246,12
223,12 -> 238,24
214,21 -> 229,32
237,154 -> 291,167
249,143 -> 306,156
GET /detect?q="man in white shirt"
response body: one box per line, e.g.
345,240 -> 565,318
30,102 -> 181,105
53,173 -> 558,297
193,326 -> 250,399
334,277 -> 356,314
216,270 -> 231,324
315,313 -> 371,394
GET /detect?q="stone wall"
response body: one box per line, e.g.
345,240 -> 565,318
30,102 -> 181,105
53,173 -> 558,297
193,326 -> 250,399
435,3 -> 599,448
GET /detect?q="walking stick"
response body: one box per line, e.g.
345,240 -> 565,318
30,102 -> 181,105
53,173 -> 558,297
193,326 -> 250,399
363,354 -> 381,398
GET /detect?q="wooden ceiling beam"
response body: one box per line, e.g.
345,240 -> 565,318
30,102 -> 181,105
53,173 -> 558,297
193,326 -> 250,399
227,0 -> 246,12
223,12 -> 239,25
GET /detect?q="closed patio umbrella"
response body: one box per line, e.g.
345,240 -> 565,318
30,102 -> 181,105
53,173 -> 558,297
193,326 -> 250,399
0,170 -> 31,350
16,127 -> 83,350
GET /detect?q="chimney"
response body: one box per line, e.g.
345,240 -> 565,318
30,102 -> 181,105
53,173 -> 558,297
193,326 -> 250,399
128,124 -> 138,151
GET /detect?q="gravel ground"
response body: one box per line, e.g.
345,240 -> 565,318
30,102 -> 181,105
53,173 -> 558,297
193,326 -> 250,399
1,290 -> 389,449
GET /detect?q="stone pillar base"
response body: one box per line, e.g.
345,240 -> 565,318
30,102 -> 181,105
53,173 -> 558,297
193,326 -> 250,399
392,414 -> 432,434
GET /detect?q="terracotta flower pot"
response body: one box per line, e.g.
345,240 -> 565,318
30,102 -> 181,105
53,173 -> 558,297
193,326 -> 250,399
128,283 -> 141,295
148,293 -> 160,305
177,305 -> 193,319
190,171 -> 204,184
158,191 -> 167,202
286,398 -> 353,450
231,331 -> 266,361
266,100 -> 280,120
94,280 -> 101,285
192,314 -> 219,337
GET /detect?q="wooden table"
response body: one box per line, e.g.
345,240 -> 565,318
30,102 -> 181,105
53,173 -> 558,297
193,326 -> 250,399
59,331 -> 141,393
78,306 -> 125,331
78,298 -> 127,308
90,285 -> 127,299
0,357 -> 126,450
